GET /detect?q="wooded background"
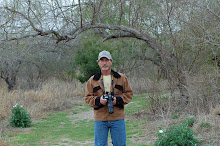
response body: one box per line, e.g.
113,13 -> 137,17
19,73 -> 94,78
0,0 -> 219,113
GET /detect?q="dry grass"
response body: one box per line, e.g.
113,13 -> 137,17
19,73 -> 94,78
186,71 -> 220,114
129,69 -> 220,144
139,70 -> 220,144
0,138 -> 10,146
129,76 -> 169,94
193,114 -> 220,143
0,78 -> 85,137
128,110 -> 220,145
0,70 -> 219,145
0,78 -> 84,118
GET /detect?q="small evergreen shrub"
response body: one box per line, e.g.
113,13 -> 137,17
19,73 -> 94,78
171,113 -> 179,119
182,116 -> 195,127
154,117 -> 200,146
9,104 -> 31,128
200,122 -> 211,128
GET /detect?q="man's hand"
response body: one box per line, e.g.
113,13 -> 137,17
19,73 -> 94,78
100,95 -> 116,105
100,95 -> 108,105
113,97 -> 116,105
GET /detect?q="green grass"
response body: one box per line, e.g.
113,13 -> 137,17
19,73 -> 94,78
4,95 -> 152,145
6,114 -> 94,145
125,95 -> 150,115
126,95 -> 151,145
4,105 -> 94,145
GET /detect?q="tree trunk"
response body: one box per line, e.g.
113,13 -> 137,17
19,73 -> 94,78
177,71 -> 190,107
0,61 -> 21,91
5,76 -> 16,91
1,71 -> 16,91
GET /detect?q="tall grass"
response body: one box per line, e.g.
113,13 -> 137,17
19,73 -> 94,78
0,69 -> 219,145
0,78 -> 85,137
186,70 -> 220,114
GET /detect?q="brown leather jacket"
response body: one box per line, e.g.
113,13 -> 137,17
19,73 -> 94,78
85,70 -> 133,121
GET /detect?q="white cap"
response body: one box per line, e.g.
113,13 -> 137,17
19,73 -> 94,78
97,50 -> 112,61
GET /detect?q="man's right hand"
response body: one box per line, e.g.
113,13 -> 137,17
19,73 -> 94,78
100,95 -> 108,105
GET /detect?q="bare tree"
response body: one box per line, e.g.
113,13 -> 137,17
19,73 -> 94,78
1,0 -> 219,106
0,36 -> 75,90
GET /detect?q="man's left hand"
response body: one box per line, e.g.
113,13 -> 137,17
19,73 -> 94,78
113,97 -> 116,105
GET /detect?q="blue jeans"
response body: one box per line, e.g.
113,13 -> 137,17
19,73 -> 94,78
94,119 -> 126,146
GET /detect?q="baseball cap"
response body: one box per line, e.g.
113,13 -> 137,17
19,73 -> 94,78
97,50 -> 113,61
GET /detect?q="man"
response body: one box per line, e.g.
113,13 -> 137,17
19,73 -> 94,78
85,50 -> 133,146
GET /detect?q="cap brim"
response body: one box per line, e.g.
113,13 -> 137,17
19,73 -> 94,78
98,55 -> 111,61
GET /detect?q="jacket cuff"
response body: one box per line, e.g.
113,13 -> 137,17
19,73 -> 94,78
115,97 -> 124,108
95,97 -> 104,107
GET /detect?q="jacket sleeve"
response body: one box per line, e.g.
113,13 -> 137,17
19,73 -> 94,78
85,77 -> 96,107
121,75 -> 133,105
85,77 -> 103,108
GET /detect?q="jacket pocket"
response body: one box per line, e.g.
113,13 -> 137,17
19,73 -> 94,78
93,86 -> 101,93
114,84 -> 123,96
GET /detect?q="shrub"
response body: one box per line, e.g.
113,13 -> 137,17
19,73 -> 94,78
154,118 -> 200,146
200,122 -> 211,128
171,113 -> 179,119
9,104 -> 31,128
182,116 -> 196,127
69,34 -> 113,83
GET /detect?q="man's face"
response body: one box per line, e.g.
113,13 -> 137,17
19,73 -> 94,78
98,57 -> 112,71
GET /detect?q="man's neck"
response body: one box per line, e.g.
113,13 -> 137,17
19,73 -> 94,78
101,69 -> 111,76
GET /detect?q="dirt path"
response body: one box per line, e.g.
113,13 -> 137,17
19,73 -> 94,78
66,107 -> 116,145
67,109 -> 94,122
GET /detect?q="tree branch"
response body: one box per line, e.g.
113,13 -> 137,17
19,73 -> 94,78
118,0 -> 123,25
4,6 -> 69,43
78,0 -> 83,28
5,7 -> 42,33
102,32 -> 135,41
206,5 -> 220,20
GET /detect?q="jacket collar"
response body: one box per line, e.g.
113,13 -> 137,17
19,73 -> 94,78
93,70 -> 121,81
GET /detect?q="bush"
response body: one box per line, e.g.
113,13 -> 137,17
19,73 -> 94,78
9,104 -> 31,128
154,117 -> 200,146
73,47 -> 101,83
69,35 -> 109,83
171,113 -> 179,119
200,122 -> 211,128
182,116 -> 196,127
